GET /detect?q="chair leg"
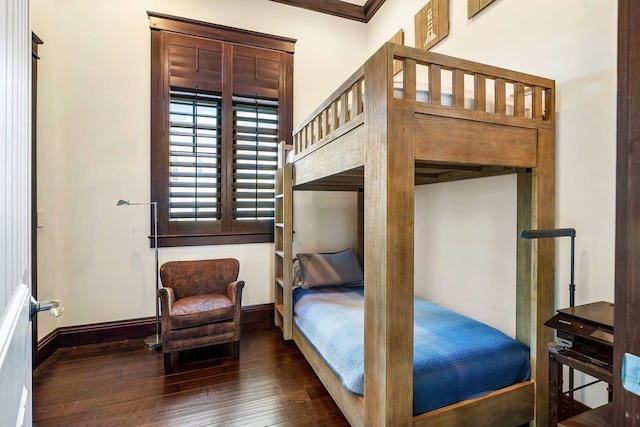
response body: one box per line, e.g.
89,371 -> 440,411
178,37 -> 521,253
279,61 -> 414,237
164,352 -> 172,374
232,341 -> 240,359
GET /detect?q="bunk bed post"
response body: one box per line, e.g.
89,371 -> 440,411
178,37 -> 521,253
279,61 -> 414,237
517,126 -> 555,425
532,126 -> 555,427
363,42 -> 414,426
516,168 -> 533,347
357,189 -> 364,268
516,168 -> 535,425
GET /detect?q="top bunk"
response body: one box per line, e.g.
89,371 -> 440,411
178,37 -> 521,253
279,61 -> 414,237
289,43 -> 555,191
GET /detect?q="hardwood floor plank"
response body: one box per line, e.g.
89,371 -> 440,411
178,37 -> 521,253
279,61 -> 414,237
94,371 -> 321,421
223,400 -> 315,426
33,322 -> 347,426
35,345 -> 306,404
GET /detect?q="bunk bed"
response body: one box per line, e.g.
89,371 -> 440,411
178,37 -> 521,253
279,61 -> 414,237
273,42 -> 556,427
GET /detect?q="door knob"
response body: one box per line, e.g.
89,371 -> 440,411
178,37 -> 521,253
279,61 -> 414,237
30,297 -> 64,319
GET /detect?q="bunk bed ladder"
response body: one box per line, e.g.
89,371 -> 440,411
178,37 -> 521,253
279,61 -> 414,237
274,141 -> 294,340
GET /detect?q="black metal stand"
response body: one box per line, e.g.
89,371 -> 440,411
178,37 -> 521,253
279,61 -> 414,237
521,228 -> 577,415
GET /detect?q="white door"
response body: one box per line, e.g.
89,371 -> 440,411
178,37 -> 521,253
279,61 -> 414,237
0,0 -> 35,426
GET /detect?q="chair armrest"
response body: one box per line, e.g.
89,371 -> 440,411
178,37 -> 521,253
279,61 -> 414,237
158,287 -> 175,351
227,280 -> 245,304
158,287 -> 175,312
228,281 -> 245,342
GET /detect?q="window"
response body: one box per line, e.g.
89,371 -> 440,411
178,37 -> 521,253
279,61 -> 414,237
149,12 -> 294,246
169,90 -> 223,223
231,95 -> 279,222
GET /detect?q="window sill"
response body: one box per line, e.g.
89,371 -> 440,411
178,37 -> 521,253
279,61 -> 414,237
149,233 -> 274,247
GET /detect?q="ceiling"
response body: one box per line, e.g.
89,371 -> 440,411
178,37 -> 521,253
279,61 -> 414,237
268,0 -> 387,23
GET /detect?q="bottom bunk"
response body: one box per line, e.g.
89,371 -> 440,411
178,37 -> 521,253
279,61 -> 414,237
292,285 -> 535,426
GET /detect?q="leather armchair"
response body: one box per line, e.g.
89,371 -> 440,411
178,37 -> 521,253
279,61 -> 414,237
158,258 -> 245,373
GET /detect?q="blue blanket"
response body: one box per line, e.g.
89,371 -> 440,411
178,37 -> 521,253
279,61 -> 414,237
292,285 -> 530,415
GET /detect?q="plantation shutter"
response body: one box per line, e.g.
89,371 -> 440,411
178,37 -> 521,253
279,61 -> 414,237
232,45 -> 281,99
167,33 -> 223,93
168,90 -> 223,223
150,14 -> 294,246
229,46 -> 281,234
165,33 -> 225,235
231,96 -> 278,232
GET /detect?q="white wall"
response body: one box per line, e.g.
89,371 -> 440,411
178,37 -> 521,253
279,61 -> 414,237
368,0 -> 616,407
32,0 -> 366,337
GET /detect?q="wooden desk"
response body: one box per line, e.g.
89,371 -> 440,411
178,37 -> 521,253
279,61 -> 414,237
548,344 -> 613,426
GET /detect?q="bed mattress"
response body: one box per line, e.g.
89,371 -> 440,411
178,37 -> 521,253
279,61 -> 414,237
292,285 -> 531,415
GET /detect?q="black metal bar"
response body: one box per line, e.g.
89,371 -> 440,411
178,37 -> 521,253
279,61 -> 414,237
520,227 -> 578,417
570,235 -> 575,307
520,228 -> 576,239
562,379 -> 601,394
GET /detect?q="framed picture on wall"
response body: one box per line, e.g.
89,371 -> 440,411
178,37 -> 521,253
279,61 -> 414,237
414,0 -> 449,51
468,0 -> 496,18
389,29 -> 404,46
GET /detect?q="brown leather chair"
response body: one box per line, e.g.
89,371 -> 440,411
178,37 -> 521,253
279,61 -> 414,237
158,258 -> 245,373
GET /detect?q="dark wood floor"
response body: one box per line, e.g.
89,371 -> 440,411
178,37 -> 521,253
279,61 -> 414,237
33,322 -> 349,426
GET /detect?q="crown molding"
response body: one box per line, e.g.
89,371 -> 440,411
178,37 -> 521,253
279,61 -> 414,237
269,0 -> 387,23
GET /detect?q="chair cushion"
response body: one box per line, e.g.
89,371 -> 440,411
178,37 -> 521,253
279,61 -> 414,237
169,294 -> 234,329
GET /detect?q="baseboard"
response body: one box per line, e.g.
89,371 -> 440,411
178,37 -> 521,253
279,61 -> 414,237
240,303 -> 274,324
35,329 -> 59,368
35,303 -> 274,368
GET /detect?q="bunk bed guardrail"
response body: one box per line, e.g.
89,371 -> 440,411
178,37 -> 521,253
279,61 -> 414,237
293,45 -> 554,159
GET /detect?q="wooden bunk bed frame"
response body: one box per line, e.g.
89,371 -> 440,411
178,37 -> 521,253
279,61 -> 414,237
273,42 -> 555,426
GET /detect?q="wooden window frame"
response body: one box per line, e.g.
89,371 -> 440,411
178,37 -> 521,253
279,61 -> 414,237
149,12 -> 295,247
